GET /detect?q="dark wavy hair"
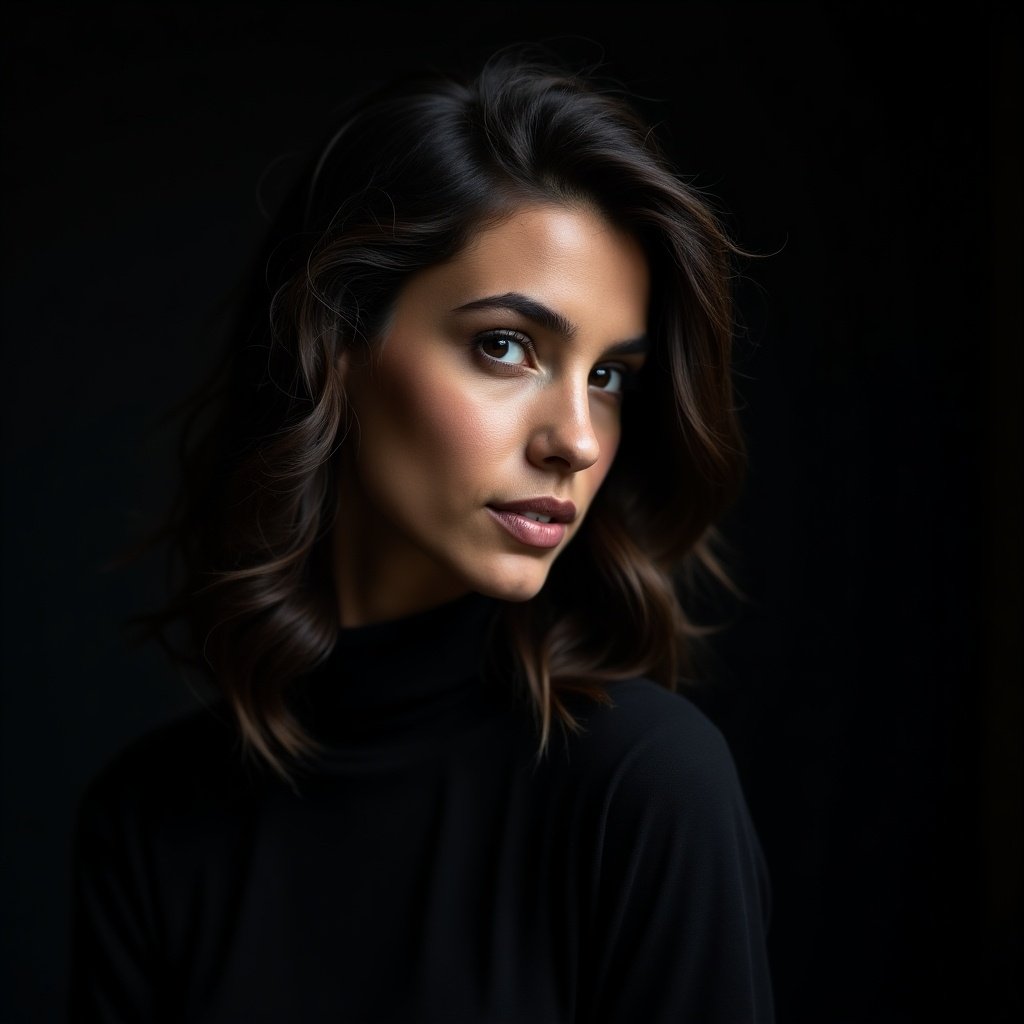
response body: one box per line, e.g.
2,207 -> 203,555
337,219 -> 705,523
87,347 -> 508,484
145,50 -> 747,783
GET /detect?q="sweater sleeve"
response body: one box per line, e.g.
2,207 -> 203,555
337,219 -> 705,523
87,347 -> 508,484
579,705 -> 774,1023
67,762 -> 164,1023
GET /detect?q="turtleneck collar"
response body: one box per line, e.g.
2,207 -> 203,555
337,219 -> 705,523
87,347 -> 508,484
292,591 -> 508,752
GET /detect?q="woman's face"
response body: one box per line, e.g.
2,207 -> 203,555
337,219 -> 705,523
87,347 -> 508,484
333,202 -> 650,626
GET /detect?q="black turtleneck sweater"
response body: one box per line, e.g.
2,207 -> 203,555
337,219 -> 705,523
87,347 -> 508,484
69,594 -> 774,1022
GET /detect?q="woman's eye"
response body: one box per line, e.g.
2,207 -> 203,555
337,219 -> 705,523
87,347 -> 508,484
476,331 -> 530,365
589,364 -> 627,395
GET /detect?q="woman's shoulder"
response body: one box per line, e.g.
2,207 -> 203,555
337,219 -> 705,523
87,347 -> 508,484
74,701 -> 249,839
559,681 -> 774,1020
558,678 -> 748,820
563,677 -> 734,767
558,678 -> 770,916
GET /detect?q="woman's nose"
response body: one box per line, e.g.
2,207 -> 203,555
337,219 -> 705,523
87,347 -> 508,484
525,376 -> 601,473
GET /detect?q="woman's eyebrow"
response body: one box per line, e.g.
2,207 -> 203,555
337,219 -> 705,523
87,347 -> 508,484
451,291 -> 649,354
452,292 -> 578,338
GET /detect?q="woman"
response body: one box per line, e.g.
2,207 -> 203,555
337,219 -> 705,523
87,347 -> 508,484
69,50 -> 774,1022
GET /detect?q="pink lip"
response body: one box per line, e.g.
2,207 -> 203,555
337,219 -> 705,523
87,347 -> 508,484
487,497 -> 577,523
486,497 -> 576,549
486,507 -> 568,549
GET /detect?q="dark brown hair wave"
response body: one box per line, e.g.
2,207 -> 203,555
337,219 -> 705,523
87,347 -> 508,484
145,50 -> 747,783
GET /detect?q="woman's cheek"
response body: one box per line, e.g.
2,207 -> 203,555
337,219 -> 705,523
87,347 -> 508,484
390,352 -> 518,459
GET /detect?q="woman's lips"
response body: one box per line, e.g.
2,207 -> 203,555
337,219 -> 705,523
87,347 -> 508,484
485,507 -> 567,548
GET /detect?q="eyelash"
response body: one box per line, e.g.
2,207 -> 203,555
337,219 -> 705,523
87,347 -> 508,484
472,329 -> 640,398
473,329 -> 534,370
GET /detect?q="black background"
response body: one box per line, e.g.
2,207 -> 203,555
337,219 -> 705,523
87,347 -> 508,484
2,4 -> 1020,1022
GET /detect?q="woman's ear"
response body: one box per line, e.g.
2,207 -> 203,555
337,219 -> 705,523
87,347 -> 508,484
335,347 -> 350,381
333,348 -> 357,451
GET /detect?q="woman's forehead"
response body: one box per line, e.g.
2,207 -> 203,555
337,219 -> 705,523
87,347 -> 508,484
400,203 -> 651,339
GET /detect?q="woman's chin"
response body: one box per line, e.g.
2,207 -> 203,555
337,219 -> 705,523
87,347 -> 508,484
470,556 -> 553,604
